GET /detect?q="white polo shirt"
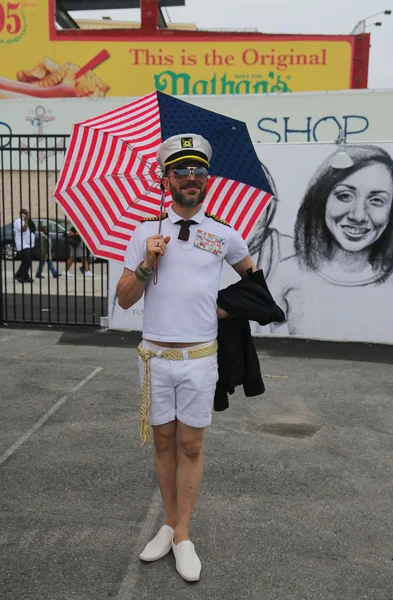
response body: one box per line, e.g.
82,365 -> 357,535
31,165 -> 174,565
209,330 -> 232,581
13,218 -> 35,252
124,205 -> 249,342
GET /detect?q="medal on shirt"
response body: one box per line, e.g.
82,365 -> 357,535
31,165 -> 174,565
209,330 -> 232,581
194,229 -> 226,256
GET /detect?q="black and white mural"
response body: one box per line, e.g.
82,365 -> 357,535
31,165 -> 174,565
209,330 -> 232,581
250,142 -> 393,343
109,141 -> 393,345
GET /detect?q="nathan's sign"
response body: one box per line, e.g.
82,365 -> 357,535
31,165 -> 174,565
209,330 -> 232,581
137,47 -> 329,95
0,0 -> 363,99
154,71 -> 292,95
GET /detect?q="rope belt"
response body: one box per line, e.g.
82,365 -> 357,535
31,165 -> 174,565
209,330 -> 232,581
137,340 -> 218,445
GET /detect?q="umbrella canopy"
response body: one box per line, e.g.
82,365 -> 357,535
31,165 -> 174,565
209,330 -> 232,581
54,91 -> 273,262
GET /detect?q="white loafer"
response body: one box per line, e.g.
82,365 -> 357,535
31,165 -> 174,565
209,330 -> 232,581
171,537 -> 201,582
139,525 -> 174,562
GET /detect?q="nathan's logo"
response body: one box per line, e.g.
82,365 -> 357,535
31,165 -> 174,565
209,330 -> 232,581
181,137 -> 193,148
0,2 -> 27,45
154,71 -> 292,96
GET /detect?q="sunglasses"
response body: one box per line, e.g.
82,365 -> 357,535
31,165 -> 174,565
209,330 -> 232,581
171,166 -> 209,181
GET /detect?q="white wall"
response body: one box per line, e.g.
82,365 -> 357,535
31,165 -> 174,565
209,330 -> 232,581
1,88 -> 393,143
185,89 -> 393,144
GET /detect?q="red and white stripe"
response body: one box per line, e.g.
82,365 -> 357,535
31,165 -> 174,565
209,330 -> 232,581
54,92 -> 165,261
205,177 -> 272,240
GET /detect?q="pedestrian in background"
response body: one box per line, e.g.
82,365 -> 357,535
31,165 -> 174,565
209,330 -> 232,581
62,226 -> 93,277
13,208 -> 35,283
35,225 -> 61,279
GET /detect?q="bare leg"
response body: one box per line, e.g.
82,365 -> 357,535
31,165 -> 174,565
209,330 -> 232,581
152,421 -> 177,529
83,258 -> 90,272
174,422 -> 204,543
66,256 -> 74,271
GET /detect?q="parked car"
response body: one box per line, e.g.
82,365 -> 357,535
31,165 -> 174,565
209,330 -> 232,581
0,218 -> 71,261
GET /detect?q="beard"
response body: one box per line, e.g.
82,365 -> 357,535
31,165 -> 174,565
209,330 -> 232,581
170,182 -> 207,207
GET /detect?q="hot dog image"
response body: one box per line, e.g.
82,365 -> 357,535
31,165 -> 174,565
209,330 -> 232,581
0,50 -> 111,99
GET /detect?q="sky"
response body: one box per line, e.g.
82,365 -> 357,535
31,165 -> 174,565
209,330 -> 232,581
70,0 -> 393,89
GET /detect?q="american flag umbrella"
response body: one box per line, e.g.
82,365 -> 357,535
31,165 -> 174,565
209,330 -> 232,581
54,91 -> 273,262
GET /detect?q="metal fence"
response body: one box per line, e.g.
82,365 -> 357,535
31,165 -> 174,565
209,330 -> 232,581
0,135 -> 108,327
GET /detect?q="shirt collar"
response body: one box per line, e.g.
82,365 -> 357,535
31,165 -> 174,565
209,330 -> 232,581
168,204 -> 205,224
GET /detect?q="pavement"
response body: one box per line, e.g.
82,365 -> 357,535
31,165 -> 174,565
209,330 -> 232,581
1,327 -> 393,600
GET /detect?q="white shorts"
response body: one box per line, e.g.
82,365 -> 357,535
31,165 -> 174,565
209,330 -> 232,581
137,339 -> 219,428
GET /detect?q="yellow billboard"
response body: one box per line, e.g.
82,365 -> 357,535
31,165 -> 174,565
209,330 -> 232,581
0,0 -> 356,99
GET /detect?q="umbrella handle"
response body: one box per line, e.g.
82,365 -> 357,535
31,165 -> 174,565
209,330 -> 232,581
153,186 -> 166,286
153,256 -> 158,285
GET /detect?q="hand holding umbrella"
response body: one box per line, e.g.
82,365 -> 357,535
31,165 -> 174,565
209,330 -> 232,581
144,234 -> 171,284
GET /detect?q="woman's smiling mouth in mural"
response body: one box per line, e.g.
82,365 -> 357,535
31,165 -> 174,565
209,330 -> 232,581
340,224 -> 371,239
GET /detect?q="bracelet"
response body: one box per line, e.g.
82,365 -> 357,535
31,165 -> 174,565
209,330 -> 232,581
135,262 -> 152,282
135,267 -> 148,282
139,262 -> 153,275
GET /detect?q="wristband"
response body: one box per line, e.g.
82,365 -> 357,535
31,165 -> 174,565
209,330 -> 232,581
135,262 -> 152,282
139,262 -> 153,275
135,267 -> 148,282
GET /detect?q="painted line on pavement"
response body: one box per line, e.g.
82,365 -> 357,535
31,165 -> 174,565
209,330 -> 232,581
115,489 -> 162,600
0,367 -> 103,466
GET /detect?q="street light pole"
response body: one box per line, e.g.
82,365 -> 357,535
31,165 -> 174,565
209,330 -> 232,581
351,9 -> 391,34
364,10 -> 391,21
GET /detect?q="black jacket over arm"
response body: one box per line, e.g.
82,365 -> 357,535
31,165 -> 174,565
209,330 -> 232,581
214,268 -> 285,411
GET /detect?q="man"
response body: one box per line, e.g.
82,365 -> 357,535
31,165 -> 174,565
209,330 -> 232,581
13,209 -> 35,283
61,226 -> 93,277
116,134 -> 257,582
35,225 -> 61,279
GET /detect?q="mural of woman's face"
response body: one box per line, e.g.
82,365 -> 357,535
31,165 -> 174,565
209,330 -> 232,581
325,163 -> 393,253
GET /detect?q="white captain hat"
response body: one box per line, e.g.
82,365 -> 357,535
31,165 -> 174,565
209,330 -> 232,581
156,133 -> 212,170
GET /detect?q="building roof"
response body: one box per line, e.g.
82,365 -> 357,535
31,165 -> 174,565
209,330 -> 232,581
56,0 -> 185,30
74,18 -> 197,30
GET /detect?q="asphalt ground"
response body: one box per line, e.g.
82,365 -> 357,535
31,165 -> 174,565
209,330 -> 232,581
0,327 -> 392,600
